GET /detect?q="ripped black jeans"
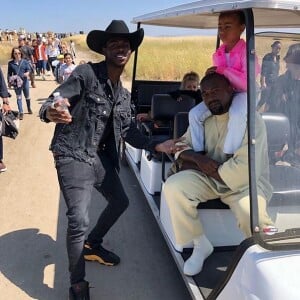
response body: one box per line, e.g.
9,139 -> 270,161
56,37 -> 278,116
55,152 -> 129,284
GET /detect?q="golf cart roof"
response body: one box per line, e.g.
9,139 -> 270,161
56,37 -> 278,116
256,31 -> 300,41
132,0 -> 300,29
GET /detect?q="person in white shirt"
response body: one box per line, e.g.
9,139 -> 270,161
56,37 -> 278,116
59,53 -> 76,83
46,38 -> 60,75
53,54 -> 65,83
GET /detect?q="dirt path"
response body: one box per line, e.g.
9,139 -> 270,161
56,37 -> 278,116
0,61 -> 62,298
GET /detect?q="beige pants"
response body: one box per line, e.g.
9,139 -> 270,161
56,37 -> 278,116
162,170 -> 273,245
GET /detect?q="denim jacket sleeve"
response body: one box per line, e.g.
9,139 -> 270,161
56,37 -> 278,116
123,120 -> 158,152
0,67 -> 10,98
39,64 -> 92,122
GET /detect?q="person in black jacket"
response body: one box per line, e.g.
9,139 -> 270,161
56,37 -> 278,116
0,66 -> 11,172
267,43 -> 300,167
258,41 -> 281,110
39,20 -> 183,300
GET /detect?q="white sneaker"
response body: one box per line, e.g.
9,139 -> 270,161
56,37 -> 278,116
184,235 -> 213,276
0,161 -> 7,172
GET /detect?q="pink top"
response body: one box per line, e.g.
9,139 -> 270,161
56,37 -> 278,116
213,39 -> 260,92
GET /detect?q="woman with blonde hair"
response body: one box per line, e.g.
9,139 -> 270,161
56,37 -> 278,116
180,71 -> 200,90
137,71 -> 201,122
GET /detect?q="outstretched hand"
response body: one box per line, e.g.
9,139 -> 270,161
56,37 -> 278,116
46,98 -> 72,124
155,137 -> 187,154
2,103 -> 11,113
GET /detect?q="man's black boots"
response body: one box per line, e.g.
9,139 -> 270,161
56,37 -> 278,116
69,281 -> 90,300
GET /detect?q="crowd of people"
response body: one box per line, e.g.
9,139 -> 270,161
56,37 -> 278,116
266,43 -> 300,167
1,12 -> 300,300
0,34 -> 78,173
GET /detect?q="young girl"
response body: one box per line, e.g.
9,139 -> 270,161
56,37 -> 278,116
7,47 -> 32,119
189,10 -> 260,154
59,53 -> 76,83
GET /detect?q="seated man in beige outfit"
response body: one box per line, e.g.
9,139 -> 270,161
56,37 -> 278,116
162,72 -> 274,276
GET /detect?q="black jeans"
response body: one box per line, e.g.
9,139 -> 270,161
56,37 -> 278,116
0,136 -> 3,160
55,152 -> 129,284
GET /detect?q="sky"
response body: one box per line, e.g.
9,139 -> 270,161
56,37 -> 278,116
1,1 -> 297,38
0,0 -> 202,36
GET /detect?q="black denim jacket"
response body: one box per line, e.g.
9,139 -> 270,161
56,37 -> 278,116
39,61 -> 156,168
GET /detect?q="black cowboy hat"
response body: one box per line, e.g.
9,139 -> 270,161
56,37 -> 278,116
271,41 -> 281,48
86,20 -> 144,55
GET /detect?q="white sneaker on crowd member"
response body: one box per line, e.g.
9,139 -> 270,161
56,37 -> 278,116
0,161 -> 7,172
183,234 -> 214,276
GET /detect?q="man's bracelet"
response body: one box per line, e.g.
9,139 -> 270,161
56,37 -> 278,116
3,101 -> 9,105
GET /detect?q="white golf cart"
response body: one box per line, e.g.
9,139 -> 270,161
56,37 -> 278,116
125,1 -> 300,299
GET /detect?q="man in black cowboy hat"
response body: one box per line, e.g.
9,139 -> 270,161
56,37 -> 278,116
39,20 -> 183,300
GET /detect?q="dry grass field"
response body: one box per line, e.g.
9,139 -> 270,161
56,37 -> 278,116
0,34 -> 294,81
62,35 -> 216,80
0,41 -> 15,64
63,34 -> 296,80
